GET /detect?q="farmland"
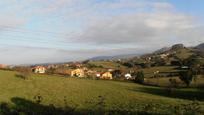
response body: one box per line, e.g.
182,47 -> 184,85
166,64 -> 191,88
0,70 -> 203,114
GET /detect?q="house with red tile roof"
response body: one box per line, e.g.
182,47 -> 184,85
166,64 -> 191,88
32,66 -> 46,74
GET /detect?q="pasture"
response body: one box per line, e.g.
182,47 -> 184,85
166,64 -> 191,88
0,70 -> 203,114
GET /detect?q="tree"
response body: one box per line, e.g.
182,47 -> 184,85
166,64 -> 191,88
123,62 -> 134,68
154,57 -> 166,66
112,70 -> 122,78
179,69 -> 194,87
134,71 -> 144,84
46,68 -> 56,75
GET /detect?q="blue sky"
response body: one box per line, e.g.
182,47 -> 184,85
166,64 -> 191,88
0,0 -> 204,65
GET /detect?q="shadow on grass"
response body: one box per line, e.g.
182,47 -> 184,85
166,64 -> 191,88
0,97 -> 75,115
134,86 -> 204,101
0,97 -> 159,115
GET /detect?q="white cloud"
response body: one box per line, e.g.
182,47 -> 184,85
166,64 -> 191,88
152,2 -> 174,10
77,12 -> 190,44
73,2 -> 204,48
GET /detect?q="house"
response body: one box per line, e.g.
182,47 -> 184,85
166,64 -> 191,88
47,64 -> 58,69
181,66 -> 189,69
86,70 -> 97,76
153,71 -> 160,75
108,68 -> 114,72
0,64 -> 7,69
96,73 -> 101,78
32,66 -> 46,74
71,69 -> 85,77
101,72 -> 113,80
160,53 -> 169,59
125,73 -> 132,80
73,62 -> 83,68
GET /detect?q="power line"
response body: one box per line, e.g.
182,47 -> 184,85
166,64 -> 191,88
0,25 -> 73,37
0,24 -> 83,47
0,35 -> 76,47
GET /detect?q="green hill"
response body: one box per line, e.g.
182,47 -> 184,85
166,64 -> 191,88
174,48 -> 194,59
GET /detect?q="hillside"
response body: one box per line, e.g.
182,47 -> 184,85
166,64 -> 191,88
0,70 -> 203,114
196,43 -> 204,49
87,61 -> 126,69
174,48 -> 194,59
89,54 -> 140,61
153,47 -> 171,54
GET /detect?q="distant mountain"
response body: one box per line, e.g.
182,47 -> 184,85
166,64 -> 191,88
152,44 -> 185,55
153,47 -> 171,54
171,44 -> 185,51
196,43 -> 204,49
89,54 -> 140,61
89,56 -> 113,61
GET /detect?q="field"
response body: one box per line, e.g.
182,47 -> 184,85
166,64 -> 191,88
145,76 -> 204,87
0,70 -> 204,114
138,66 -> 179,78
138,66 -> 204,87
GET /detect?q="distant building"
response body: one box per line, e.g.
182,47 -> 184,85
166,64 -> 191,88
0,64 -> 7,69
101,72 -> 113,80
181,66 -> 189,69
153,71 -> 160,75
108,68 -> 114,72
74,63 -> 83,68
47,64 -> 58,69
160,53 -> 169,59
32,66 -> 46,74
71,69 -> 85,77
96,73 -> 101,78
125,73 -> 132,80
86,70 -> 97,76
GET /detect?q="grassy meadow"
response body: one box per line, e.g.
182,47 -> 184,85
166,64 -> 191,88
0,70 -> 203,114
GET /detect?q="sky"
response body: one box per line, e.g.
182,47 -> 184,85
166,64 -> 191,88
0,0 -> 204,65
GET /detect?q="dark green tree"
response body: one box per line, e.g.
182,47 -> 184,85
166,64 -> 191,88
46,68 -> 56,75
112,70 -> 122,78
134,71 -> 144,84
179,69 -> 194,87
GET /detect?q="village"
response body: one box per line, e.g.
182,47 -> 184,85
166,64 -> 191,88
31,63 -> 133,80
1,43 -> 204,83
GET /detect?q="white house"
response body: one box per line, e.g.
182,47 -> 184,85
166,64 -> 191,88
96,73 -> 101,78
153,71 -> 160,75
125,73 -> 132,80
32,66 -> 46,74
160,53 -> 169,59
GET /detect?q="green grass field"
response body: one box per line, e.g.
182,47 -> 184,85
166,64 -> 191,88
145,76 -> 204,87
0,70 -> 203,115
138,66 -> 179,78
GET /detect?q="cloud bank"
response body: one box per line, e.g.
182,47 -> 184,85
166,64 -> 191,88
0,0 -> 203,64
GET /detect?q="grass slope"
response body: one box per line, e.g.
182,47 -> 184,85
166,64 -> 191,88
0,70 -> 203,114
175,48 -> 194,59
